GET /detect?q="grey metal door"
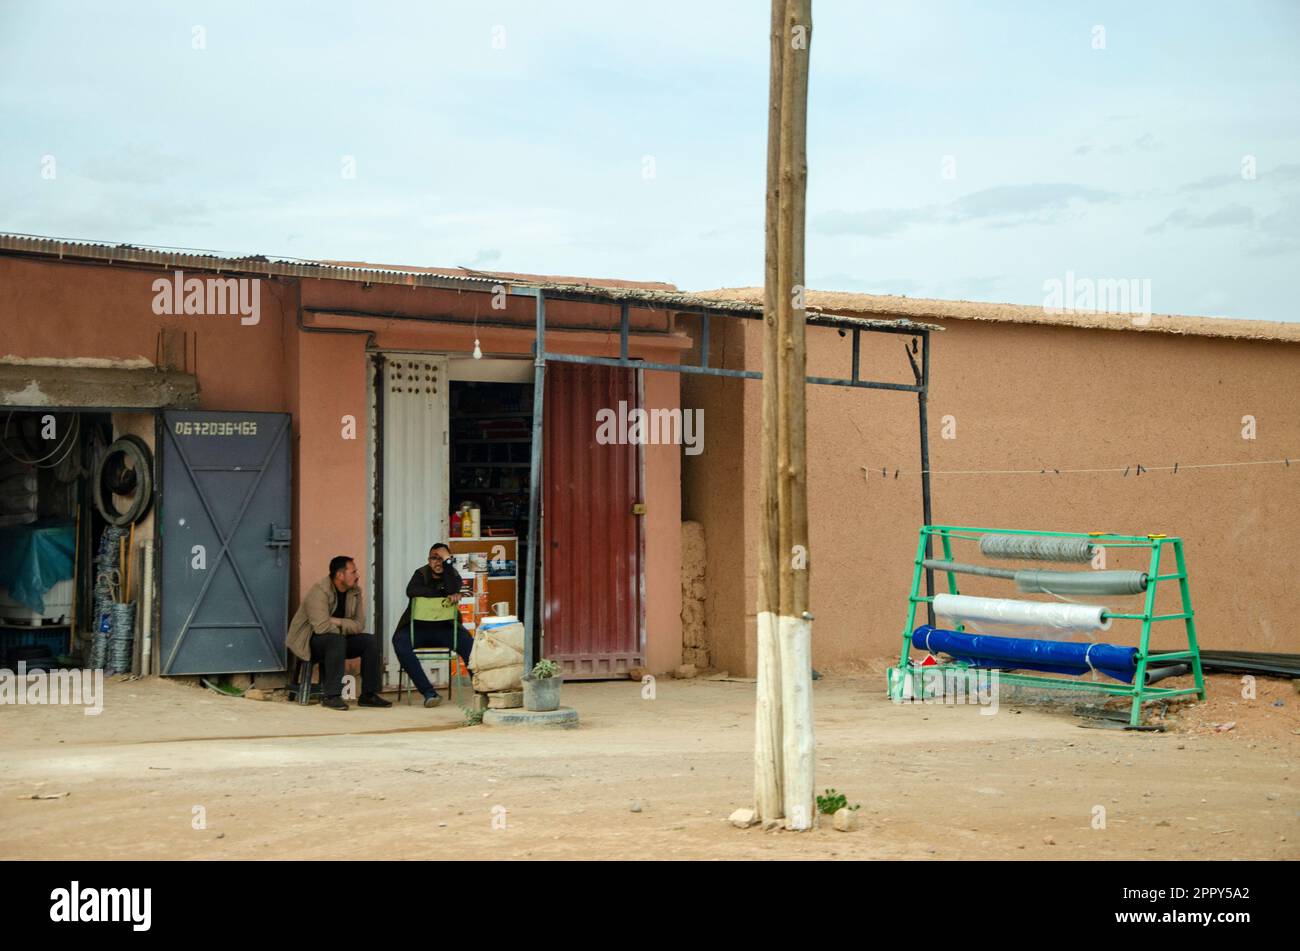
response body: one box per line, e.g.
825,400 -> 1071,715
160,411 -> 291,675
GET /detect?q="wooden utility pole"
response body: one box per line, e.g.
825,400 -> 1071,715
755,0 -> 814,831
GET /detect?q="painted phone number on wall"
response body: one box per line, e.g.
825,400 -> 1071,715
173,421 -> 259,436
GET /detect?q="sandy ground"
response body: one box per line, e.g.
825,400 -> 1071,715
1,669 -> 1295,860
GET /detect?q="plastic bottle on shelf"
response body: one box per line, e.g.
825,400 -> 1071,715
450,508 -> 462,537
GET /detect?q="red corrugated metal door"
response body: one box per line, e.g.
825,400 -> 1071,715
543,363 -> 644,677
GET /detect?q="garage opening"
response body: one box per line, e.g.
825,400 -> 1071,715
0,410 -> 157,676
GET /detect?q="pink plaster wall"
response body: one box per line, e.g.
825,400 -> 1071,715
689,315 -> 1300,675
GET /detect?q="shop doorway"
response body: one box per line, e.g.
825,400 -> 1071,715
446,359 -> 534,637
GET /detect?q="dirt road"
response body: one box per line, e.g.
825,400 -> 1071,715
1,671 -> 1295,859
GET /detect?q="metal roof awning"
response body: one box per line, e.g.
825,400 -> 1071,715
0,362 -> 198,411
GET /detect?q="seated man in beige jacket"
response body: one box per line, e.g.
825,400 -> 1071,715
286,555 -> 390,710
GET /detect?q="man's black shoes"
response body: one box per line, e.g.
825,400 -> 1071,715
322,696 -> 349,711
358,693 -> 392,708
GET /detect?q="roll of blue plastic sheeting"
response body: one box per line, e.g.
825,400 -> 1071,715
911,625 -> 1138,684
1015,569 -> 1148,596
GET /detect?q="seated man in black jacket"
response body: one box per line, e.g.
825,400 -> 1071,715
392,543 -> 470,707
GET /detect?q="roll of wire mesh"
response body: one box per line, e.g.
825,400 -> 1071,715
107,601 -> 136,675
1015,569 -> 1148,596
921,559 -> 1148,596
979,533 -> 1096,563
89,631 -> 109,669
89,526 -> 127,670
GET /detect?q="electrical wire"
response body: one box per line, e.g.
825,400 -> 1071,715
863,457 -> 1295,477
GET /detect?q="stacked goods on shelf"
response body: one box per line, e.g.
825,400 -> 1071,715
449,381 -> 533,537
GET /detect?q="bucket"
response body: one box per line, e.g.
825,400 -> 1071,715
522,674 -> 563,712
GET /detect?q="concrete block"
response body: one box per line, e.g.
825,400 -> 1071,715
487,690 -> 523,709
481,706 -> 579,729
833,807 -> 859,832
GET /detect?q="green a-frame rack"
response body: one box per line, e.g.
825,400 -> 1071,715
888,525 -> 1207,727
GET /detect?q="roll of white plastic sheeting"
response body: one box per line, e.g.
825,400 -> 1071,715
933,593 -> 1111,632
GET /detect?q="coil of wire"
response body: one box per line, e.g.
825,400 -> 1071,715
89,631 -> 109,670
107,602 -> 136,674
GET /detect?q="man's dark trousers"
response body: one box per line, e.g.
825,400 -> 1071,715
309,632 -> 382,698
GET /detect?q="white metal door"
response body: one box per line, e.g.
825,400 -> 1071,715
380,353 -> 449,685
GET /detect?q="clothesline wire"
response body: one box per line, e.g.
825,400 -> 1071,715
863,458 -> 1294,476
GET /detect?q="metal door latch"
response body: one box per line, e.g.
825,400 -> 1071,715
268,523 -> 292,566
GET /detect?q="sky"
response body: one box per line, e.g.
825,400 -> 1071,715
2,1 -> 1298,320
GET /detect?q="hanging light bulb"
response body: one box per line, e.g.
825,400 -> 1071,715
473,338 -> 482,360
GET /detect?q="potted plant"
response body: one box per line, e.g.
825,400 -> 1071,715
523,658 -> 563,711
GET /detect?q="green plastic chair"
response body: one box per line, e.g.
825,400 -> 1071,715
397,596 -> 467,705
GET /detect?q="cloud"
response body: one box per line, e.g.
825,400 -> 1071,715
812,183 -> 1115,239
1148,203 -> 1256,233
809,273 -> 926,295
1175,163 -> 1300,194
1079,133 -> 1163,157
948,183 -> 1116,223
1178,173 -> 1237,193
807,272 -> 1008,301
813,206 -> 932,237
1246,193 -> 1300,255
77,145 -> 188,186
1269,163 -> 1300,183
1197,204 -> 1256,227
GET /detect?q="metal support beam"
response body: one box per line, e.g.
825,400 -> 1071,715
700,312 -> 710,368
371,353 -> 386,651
523,291 -> 546,672
619,301 -> 630,361
917,331 -> 935,626
538,351 -> 920,391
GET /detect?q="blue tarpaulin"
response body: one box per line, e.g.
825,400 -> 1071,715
0,520 -> 75,614
912,625 -> 1138,684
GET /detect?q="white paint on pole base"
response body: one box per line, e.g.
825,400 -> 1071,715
753,609 -> 783,821
778,613 -> 815,830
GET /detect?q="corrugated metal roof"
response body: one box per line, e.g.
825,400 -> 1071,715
694,286 -> 1300,343
0,232 -> 500,291
316,258 -> 679,292
0,231 -> 940,332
